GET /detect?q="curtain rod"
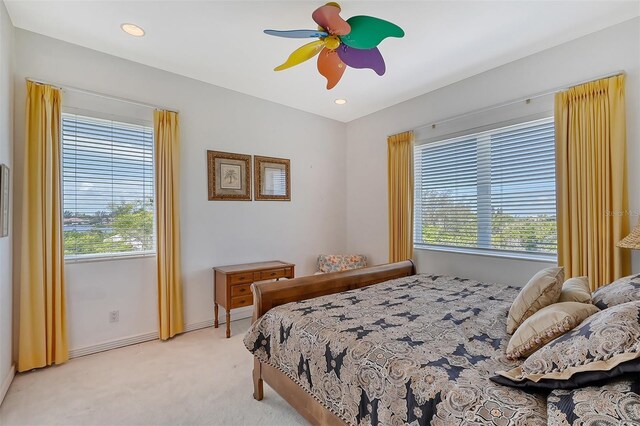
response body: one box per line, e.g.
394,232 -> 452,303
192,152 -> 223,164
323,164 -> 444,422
25,78 -> 179,114
415,70 -> 624,132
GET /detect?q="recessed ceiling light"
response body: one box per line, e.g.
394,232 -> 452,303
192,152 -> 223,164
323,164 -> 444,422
121,23 -> 145,37
334,99 -> 347,105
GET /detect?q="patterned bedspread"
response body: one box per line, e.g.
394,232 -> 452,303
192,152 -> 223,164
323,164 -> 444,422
243,274 -> 635,425
547,376 -> 640,425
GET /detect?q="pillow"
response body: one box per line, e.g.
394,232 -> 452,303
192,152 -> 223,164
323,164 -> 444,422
507,267 -> 564,334
592,274 -> 640,309
558,277 -> 591,304
492,359 -> 640,390
317,254 -> 367,273
506,301 -> 599,359
494,300 -> 640,389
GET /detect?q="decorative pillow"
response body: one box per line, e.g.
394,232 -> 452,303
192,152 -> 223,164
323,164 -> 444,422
317,254 -> 367,273
506,302 -> 599,359
592,274 -> 640,309
507,267 -> 564,334
493,359 -> 640,390
557,277 -> 591,304
494,300 -> 640,389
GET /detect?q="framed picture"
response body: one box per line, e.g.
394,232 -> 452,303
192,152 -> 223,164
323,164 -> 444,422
0,164 -> 8,237
254,156 -> 290,201
207,151 -> 251,201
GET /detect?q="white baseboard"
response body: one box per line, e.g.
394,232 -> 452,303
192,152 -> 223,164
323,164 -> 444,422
0,364 -> 15,406
69,330 -> 159,359
69,306 -> 253,359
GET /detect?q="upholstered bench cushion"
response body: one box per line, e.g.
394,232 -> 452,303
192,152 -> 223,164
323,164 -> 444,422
317,254 -> 367,273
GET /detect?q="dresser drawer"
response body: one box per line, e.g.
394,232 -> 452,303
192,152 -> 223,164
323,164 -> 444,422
231,294 -> 253,308
260,269 -> 286,280
230,272 -> 253,284
231,284 -> 251,297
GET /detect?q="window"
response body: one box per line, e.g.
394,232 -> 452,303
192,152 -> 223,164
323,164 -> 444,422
413,117 -> 556,257
62,113 -> 155,259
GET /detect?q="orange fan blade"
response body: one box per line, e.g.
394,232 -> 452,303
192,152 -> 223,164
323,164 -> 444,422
312,3 -> 351,35
317,47 -> 346,90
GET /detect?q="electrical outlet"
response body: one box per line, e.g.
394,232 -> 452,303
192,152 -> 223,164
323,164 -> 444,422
109,310 -> 119,323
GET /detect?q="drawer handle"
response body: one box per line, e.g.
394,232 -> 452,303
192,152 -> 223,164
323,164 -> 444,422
238,287 -> 247,293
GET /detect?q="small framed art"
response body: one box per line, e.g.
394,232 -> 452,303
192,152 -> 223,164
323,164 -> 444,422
207,151 -> 252,201
0,164 -> 8,237
254,156 -> 290,201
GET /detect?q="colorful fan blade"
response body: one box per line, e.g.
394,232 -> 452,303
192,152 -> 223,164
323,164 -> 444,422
264,29 -> 328,39
274,40 -> 326,71
337,45 -> 385,75
317,48 -> 346,89
312,3 -> 351,36
340,15 -> 405,49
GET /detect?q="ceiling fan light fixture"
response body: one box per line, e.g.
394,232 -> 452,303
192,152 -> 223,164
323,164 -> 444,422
121,23 -> 145,37
264,2 -> 404,90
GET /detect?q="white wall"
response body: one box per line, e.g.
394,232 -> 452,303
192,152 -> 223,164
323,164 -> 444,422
12,29 -> 347,352
8,16 -> 639,357
0,0 -> 13,403
346,18 -> 640,286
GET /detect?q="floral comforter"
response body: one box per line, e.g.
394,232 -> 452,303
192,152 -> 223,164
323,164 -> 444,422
244,274 -> 639,425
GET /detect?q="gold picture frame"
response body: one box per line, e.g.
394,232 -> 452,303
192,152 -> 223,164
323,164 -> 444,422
254,156 -> 290,201
0,164 -> 8,237
207,151 -> 251,201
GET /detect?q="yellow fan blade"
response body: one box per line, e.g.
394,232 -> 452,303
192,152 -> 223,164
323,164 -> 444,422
274,40 -> 326,71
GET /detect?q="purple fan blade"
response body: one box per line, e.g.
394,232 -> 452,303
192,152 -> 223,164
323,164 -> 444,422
337,45 -> 386,75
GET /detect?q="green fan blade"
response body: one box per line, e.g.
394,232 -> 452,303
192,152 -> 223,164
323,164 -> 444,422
340,15 -> 404,49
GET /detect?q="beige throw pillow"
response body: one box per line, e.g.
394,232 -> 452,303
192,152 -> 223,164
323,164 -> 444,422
558,277 -> 592,304
506,301 -> 599,359
507,267 -> 564,334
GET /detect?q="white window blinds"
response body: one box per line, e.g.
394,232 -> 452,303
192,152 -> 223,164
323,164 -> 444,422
413,117 -> 556,257
62,113 -> 155,258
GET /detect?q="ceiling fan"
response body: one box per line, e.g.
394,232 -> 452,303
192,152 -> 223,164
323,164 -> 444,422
264,2 -> 405,90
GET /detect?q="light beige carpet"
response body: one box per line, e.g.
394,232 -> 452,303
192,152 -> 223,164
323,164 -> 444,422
0,319 -> 306,425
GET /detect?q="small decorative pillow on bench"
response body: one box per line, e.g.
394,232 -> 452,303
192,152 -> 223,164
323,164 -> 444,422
317,254 -> 367,273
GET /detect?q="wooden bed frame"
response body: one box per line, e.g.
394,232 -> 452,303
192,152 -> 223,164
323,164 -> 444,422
250,260 -> 416,425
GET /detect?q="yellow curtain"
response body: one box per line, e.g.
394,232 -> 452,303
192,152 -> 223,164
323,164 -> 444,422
555,75 -> 630,291
18,81 -> 68,372
154,110 -> 184,340
388,131 -> 414,262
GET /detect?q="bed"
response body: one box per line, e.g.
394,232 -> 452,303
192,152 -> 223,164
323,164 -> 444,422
244,261 -> 640,425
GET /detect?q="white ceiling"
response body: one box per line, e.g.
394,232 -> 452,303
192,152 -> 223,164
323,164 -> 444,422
5,1 -> 640,122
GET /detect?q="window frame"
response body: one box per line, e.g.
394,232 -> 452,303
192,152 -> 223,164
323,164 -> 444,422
413,113 -> 557,262
61,108 -> 157,263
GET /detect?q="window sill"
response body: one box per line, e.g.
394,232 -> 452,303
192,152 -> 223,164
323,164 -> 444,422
414,244 -> 557,263
65,252 -> 156,264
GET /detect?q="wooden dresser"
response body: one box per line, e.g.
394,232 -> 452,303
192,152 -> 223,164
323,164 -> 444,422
213,260 -> 295,337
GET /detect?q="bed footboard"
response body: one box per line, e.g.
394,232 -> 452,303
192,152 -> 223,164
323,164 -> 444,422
251,260 -> 416,321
